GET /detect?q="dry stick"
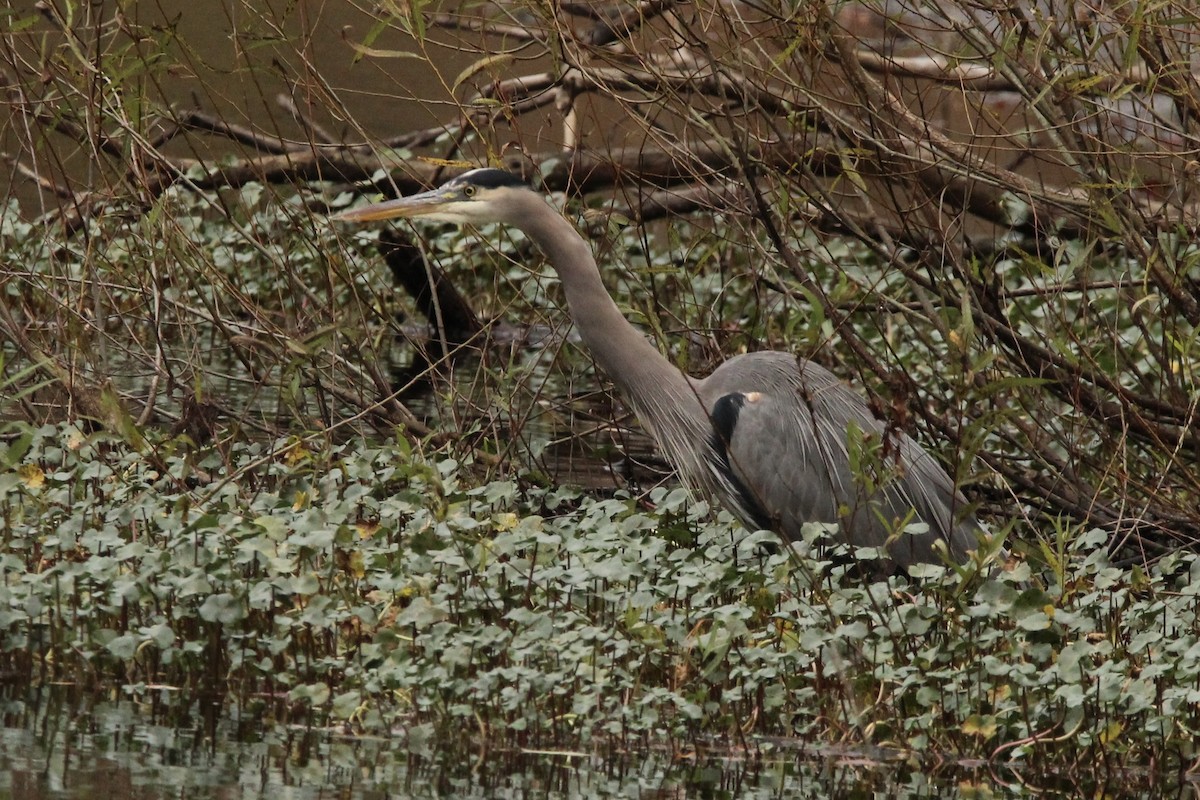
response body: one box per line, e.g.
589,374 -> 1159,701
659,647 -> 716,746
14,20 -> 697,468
0,293 -> 145,447
610,181 -> 751,223
853,49 -> 1179,93
427,1 -> 676,50
763,35 -> 1128,530
941,8 -> 1200,324
0,304 -> 231,493
976,292 -> 1199,445
914,247 -> 1196,535
837,37 -> 1198,533
832,26 -> 1200,277
12,15 -> 1197,240
380,123 -> 461,151
558,52 -> 1195,235
538,137 -> 842,193
983,417 -> 1126,528
426,11 -> 548,43
275,92 -> 339,146
10,159 -> 75,199
831,32 -> 1199,434
316,362 -> 431,437
564,62 -> 793,117
1115,4 -> 1200,148
22,49 -> 1176,238
135,260 -> 167,428
829,43 -> 1091,236
173,108 -> 305,154
476,72 -> 559,114
557,83 -> 580,153
573,0 -> 679,48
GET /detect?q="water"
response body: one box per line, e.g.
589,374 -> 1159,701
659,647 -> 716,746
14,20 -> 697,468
0,697 -> 1023,799
9,698 -> 1191,798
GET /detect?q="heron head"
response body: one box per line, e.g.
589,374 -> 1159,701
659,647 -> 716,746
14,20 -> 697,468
333,168 -> 529,226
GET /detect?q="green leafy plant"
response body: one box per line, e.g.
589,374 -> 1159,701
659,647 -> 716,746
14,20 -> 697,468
2,423 -> 1198,774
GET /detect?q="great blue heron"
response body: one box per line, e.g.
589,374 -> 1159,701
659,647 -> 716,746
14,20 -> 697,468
336,168 -> 989,568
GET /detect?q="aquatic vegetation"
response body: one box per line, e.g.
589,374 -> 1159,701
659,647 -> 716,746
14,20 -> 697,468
2,422 -> 1199,773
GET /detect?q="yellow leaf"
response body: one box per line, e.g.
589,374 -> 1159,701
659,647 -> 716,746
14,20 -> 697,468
1098,720 -> 1123,744
293,490 -> 310,511
493,512 -> 518,532
18,464 -> 44,489
344,41 -> 426,60
357,520 -> 381,539
418,157 -> 475,170
283,338 -> 309,356
961,714 -> 998,739
453,52 -> 514,92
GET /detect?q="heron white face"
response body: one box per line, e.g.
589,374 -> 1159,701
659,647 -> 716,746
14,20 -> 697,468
333,168 -> 527,226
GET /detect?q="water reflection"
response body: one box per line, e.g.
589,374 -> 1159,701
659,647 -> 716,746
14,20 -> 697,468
0,698 -> 1006,799
10,695 -> 1185,799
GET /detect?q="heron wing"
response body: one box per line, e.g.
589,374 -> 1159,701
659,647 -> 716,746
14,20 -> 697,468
698,352 -> 980,566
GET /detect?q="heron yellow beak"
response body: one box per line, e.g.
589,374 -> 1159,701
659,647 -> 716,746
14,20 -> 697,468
332,188 -> 453,223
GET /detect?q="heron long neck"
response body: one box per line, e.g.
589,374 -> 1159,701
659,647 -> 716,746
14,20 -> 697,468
514,200 -> 710,463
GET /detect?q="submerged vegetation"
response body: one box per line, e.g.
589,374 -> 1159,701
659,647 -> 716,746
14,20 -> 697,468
3,420 -> 1200,782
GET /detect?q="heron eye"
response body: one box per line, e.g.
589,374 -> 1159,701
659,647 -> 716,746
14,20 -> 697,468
463,185 -> 476,198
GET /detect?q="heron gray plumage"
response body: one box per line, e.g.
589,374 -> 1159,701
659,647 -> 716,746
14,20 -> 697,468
335,168 -> 988,568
